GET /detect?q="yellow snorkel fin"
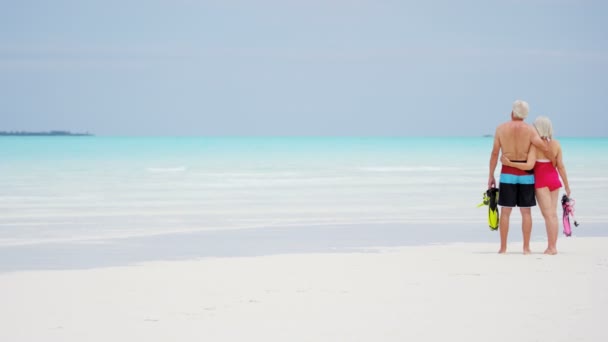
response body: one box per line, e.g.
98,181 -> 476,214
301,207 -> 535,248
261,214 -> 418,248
478,188 -> 499,231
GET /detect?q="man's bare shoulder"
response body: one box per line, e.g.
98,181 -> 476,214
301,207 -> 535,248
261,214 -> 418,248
495,121 -> 511,135
525,122 -> 537,133
496,121 -> 511,138
496,121 -> 510,129
497,120 -> 532,133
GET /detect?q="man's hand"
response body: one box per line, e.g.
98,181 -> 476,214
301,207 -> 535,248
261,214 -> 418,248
488,176 -> 496,189
531,126 -> 550,153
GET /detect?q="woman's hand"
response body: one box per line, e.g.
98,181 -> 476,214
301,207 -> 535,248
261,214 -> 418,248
565,186 -> 571,198
500,154 -> 511,166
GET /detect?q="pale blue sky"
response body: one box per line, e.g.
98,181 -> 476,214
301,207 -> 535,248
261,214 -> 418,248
1,0 -> 607,136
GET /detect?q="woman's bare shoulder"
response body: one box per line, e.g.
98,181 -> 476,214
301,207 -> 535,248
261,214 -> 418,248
549,139 -> 562,160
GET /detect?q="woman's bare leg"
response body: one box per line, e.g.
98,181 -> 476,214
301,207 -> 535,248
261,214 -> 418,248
548,189 -> 560,253
535,187 -> 559,254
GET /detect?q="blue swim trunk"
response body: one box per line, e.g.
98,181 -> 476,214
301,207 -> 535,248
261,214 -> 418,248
498,164 -> 536,207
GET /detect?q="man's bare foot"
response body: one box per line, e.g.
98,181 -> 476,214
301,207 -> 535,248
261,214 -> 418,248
544,248 -> 558,255
498,248 -> 507,254
523,248 -> 532,255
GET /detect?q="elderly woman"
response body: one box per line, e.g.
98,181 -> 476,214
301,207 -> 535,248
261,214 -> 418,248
501,116 -> 571,255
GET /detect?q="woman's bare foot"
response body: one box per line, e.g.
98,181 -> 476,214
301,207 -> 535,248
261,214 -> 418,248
544,248 -> 558,255
523,248 -> 532,255
498,248 -> 507,254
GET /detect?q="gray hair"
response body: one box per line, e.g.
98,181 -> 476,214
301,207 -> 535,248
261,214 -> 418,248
534,116 -> 554,139
512,100 -> 529,119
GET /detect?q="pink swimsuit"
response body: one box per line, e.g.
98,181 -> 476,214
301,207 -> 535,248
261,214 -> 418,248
534,159 -> 562,191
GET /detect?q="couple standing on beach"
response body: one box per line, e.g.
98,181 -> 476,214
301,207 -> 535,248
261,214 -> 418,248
488,100 -> 571,255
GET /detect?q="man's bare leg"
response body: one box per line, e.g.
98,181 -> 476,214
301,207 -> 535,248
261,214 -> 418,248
499,207 -> 513,253
521,207 -> 532,254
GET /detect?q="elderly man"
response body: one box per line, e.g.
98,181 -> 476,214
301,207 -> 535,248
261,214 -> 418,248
488,100 -> 545,254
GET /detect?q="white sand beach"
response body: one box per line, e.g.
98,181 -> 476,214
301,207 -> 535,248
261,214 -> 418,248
1,237 -> 607,342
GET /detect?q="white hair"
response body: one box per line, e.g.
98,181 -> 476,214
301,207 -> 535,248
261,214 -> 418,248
512,100 -> 529,119
534,116 -> 554,139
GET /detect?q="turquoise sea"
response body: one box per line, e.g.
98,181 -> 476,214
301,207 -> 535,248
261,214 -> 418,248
1,137 -> 606,270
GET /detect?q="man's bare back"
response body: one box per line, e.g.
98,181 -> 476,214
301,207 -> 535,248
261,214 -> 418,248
495,121 -> 537,162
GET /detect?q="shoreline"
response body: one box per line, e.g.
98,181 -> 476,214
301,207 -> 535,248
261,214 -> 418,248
1,221 -> 606,273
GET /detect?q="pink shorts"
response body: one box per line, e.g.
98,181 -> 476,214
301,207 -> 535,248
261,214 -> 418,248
534,161 -> 562,191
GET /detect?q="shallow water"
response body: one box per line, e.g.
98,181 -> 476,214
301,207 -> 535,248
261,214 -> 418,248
0,136 -> 605,269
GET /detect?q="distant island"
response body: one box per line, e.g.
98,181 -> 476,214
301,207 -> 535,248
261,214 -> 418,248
0,130 -> 93,136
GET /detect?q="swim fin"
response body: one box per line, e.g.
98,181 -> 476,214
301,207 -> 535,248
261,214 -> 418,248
478,188 -> 499,231
561,195 -> 579,237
